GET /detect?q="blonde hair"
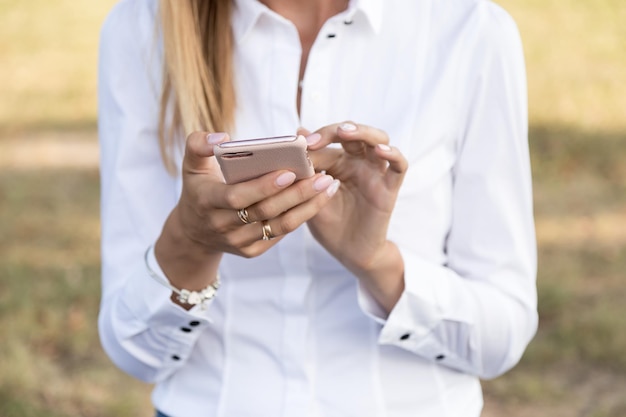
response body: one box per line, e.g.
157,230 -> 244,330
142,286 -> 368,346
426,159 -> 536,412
158,0 -> 236,173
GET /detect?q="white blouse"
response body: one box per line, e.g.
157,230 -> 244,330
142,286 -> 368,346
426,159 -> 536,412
98,0 -> 537,416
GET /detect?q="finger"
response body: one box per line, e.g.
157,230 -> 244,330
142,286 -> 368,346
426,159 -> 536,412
216,224 -> 284,258
243,173 -> 336,222
308,147 -> 342,172
183,131 -> 229,174
297,126 -> 312,137
299,126 -> 340,172
210,170 -> 298,210
237,236 -> 285,258
364,143 -> 388,168
227,221 -> 280,247
335,122 -> 368,156
375,144 -> 409,189
308,122 -> 390,151
236,179 -> 341,245
297,126 -> 323,149
221,178 -> 340,257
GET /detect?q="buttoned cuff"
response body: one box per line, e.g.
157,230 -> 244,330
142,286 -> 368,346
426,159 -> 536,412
112,245 -> 218,378
356,246 -> 466,366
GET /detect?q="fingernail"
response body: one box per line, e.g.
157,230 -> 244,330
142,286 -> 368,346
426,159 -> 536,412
207,132 -> 227,144
306,133 -> 321,145
339,123 -> 357,132
276,171 -> 297,187
313,175 -> 334,192
377,144 -> 391,152
326,179 -> 340,197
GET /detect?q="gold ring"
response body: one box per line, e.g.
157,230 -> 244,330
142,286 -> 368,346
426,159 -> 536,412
261,221 -> 274,241
237,208 -> 251,224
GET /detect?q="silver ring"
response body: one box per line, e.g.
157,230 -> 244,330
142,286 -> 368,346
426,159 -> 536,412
261,221 -> 274,241
237,208 -> 252,224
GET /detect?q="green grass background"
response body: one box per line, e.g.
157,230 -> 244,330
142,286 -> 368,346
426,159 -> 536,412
1,0 -> 625,416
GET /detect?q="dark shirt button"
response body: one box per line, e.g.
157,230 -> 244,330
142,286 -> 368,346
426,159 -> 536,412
171,355 -> 181,361
180,327 -> 192,333
189,321 -> 201,327
327,33 -> 337,38
400,333 -> 411,341
436,354 -> 445,361
344,20 -> 353,25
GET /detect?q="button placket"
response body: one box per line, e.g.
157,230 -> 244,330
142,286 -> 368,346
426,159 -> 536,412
277,230 -> 313,415
299,22 -> 339,128
267,21 -> 301,129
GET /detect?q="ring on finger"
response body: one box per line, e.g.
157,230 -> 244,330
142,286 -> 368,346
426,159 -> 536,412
261,220 -> 275,241
237,208 -> 252,224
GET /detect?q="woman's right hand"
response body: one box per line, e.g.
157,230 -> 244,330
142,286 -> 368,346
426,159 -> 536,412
154,131 -> 339,298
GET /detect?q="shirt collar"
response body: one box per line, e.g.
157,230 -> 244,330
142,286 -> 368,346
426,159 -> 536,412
353,0 -> 383,34
232,0 -> 383,44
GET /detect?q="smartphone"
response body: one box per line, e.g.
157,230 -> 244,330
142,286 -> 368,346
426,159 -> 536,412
214,135 -> 315,184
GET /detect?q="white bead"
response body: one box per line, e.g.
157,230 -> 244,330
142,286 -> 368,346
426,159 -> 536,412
187,292 -> 202,305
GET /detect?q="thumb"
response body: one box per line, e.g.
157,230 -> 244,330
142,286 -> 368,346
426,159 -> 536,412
297,126 -> 312,136
183,131 -> 229,173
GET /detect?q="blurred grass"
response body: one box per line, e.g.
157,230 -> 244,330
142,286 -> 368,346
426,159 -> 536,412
0,0 -> 152,415
0,0 -> 116,134
0,0 -> 625,416
505,0 -> 626,131
0,169 -> 151,417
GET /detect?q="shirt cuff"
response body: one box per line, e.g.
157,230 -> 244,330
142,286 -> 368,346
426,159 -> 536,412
356,245 -> 462,364
108,245 -> 219,378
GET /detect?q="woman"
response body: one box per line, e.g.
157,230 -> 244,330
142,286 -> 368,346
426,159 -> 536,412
98,0 -> 537,416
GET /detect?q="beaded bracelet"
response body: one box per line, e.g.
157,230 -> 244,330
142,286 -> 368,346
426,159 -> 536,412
144,245 -> 220,310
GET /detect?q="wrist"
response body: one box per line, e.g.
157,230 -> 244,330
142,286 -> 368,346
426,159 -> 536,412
155,207 -> 223,292
351,241 -> 405,314
145,245 -> 220,310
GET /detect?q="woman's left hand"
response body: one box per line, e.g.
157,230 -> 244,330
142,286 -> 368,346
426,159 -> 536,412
300,122 -> 408,310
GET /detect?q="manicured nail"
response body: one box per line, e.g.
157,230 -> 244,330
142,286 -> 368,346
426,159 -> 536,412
306,133 -> 321,145
276,171 -> 297,187
207,132 -> 227,144
326,179 -> 340,197
313,175 -> 334,192
377,144 -> 391,152
339,122 -> 357,132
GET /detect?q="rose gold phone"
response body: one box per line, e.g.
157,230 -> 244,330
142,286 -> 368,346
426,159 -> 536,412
214,135 -> 314,184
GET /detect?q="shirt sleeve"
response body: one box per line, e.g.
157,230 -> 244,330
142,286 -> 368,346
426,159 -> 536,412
97,0 -> 215,383
357,3 -> 537,379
